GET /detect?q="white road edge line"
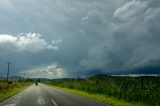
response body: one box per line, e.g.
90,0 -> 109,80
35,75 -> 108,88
51,99 -> 58,106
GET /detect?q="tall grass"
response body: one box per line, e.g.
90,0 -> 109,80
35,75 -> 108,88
0,81 -> 23,90
46,76 -> 160,106
0,81 -> 32,102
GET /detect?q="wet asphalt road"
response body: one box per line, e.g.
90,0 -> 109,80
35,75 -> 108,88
0,83 -> 110,106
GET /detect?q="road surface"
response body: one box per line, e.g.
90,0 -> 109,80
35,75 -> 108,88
0,83 -> 110,106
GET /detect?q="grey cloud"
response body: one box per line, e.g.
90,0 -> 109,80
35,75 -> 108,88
0,0 -> 160,78
80,0 -> 160,73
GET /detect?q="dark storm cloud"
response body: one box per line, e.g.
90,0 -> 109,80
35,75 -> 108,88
80,0 -> 160,74
0,0 -> 160,78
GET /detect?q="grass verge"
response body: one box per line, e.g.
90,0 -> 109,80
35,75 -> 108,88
0,82 -> 32,102
44,83 -> 146,106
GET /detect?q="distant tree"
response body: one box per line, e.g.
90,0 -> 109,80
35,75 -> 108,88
37,78 -> 40,82
77,75 -> 80,80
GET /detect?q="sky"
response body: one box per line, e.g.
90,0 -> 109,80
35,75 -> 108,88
0,0 -> 160,78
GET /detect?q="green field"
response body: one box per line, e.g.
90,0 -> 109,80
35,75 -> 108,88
0,81 -> 32,102
44,76 -> 160,106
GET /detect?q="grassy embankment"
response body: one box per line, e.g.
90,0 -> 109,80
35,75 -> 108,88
0,81 -> 32,102
44,76 -> 160,106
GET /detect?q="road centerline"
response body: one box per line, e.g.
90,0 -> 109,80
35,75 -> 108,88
51,99 -> 58,106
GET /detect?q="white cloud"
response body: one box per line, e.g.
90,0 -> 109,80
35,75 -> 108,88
51,40 -> 62,45
47,64 -> 66,77
81,16 -> 89,21
114,0 -> 149,21
23,64 -> 66,79
0,33 -> 61,53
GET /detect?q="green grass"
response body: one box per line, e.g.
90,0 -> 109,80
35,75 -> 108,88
0,81 -> 32,102
43,76 -> 160,106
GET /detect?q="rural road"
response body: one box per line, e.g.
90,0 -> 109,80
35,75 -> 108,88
0,83 -> 109,106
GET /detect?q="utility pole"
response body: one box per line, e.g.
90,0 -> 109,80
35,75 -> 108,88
6,62 -> 11,83
23,73 -> 26,82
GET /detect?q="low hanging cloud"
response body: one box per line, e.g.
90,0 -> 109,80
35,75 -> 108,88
0,33 -> 61,53
23,64 -> 66,79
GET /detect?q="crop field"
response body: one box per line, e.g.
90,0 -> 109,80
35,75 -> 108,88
45,76 -> 160,106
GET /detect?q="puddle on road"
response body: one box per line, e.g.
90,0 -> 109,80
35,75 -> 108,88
36,97 -> 46,105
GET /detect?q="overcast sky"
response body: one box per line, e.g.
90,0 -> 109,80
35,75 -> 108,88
0,0 -> 160,78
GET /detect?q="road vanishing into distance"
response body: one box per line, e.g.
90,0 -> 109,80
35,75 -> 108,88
0,84 -> 110,106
